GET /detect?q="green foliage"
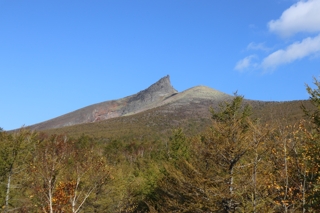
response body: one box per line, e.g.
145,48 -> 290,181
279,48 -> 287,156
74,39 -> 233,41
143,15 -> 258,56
0,129 -> 37,212
3,80 -> 320,212
302,77 -> 320,128
201,95 -> 256,212
144,94 -> 310,212
211,94 -> 252,124
299,77 -> 320,210
168,128 -> 189,161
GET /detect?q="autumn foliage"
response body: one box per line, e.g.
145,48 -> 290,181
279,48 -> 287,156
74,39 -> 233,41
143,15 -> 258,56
2,79 -> 320,212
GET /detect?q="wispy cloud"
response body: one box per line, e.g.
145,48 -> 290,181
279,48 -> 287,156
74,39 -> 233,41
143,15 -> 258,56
262,34 -> 320,69
247,42 -> 272,52
268,0 -> 320,37
234,55 -> 257,71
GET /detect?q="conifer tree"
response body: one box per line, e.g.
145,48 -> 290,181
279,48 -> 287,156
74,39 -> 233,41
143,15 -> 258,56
300,78 -> 320,210
147,95 -> 271,212
201,94 -> 254,212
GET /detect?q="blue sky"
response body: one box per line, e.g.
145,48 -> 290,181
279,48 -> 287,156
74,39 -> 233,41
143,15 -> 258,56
1,0 -> 320,130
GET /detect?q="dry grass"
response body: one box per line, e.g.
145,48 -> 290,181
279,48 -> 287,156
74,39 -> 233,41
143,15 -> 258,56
40,99 -> 313,142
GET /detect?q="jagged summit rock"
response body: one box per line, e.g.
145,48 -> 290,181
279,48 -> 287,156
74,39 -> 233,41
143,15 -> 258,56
119,75 -> 178,115
145,75 -> 178,95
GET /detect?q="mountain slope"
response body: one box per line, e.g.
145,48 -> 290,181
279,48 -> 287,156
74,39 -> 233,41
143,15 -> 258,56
41,96 -> 311,141
28,75 -> 311,135
29,75 -> 233,131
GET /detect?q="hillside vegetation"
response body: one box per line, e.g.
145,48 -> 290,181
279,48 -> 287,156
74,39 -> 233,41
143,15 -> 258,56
41,98 -> 312,140
1,81 -> 320,212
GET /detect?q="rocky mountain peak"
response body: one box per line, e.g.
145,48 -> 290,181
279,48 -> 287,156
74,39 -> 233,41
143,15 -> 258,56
123,75 -> 178,114
144,75 -> 178,95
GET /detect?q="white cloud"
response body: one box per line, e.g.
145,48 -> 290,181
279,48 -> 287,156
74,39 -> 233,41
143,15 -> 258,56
268,0 -> 320,37
262,33 -> 320,69
234,55 -> 257,71
247,42 -> 272,52
235,0 -> 320,72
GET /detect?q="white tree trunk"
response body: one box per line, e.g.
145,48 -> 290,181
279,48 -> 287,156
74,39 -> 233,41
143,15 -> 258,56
4,169 -> 12,213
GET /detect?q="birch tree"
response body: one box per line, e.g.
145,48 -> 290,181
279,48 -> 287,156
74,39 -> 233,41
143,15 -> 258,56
28,134 -> 111,212
0,128 -> 36,212
66,139 -> 111,213
29,134 -> 70,213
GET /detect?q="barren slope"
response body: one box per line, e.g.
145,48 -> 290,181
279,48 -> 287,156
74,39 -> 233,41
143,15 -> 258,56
28,76 -> 235,131
29,75 -> 178,130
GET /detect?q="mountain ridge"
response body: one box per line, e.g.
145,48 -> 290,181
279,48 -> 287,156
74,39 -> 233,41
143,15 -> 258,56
29,75 -> 233,130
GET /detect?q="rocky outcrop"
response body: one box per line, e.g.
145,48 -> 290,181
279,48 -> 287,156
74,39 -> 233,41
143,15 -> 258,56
123,75 -> 178,114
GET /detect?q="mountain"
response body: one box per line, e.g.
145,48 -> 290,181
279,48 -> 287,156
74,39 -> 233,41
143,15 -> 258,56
29,75 -> 312,139
29,75 -> 233,131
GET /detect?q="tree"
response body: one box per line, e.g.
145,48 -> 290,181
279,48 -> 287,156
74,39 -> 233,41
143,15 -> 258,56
302,78 -> 320,127
201,95 -> 255,212
167,128 -> 189,161
29,134 -> 70,213
300,78 -> 320,211
28,134 -> 111,213
265,122 -> 308,212
66,138 -> 111,213
145,95 -> 272,212
0,128 -> 37,212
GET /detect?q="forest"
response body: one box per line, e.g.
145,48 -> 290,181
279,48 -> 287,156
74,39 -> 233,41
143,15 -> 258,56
2,79 -> 320,213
